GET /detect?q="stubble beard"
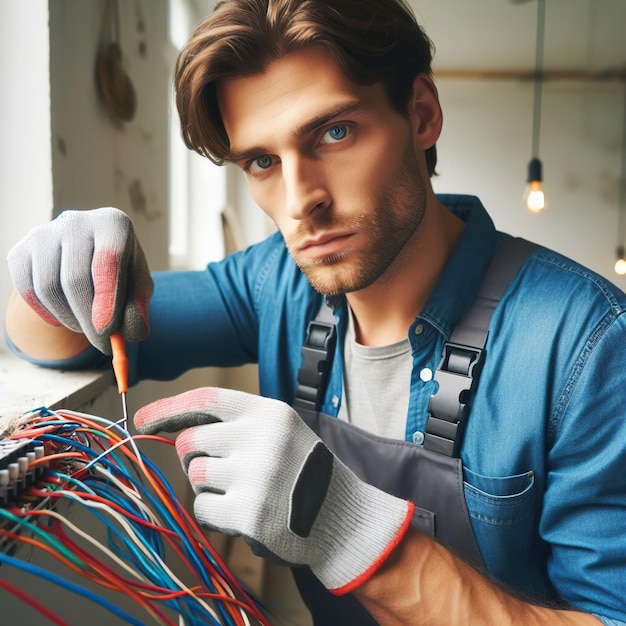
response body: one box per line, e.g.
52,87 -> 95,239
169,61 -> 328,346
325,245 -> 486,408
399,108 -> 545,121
286,149 -> 427,297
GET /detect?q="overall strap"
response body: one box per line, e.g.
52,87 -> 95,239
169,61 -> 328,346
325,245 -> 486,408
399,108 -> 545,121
294,237 -> 539,454
294,303 -> 337,412
424,237 -> 538,456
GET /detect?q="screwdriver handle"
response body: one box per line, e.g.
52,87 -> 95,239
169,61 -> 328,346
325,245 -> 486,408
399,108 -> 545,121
110,332 -> 128,395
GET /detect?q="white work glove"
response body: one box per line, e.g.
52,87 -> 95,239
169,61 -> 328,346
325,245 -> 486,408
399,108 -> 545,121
6,207 -> 153,355
134,387 -> 415,595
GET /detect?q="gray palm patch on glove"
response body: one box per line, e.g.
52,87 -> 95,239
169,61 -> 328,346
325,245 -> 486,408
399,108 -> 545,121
289,441 -> 333,538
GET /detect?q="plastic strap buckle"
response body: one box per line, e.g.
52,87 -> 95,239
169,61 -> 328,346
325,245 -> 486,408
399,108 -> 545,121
294,320 -> 337,411
424,342 -> 484,457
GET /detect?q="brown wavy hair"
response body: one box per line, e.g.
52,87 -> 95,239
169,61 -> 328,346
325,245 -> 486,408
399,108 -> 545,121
175,0 -> 438,175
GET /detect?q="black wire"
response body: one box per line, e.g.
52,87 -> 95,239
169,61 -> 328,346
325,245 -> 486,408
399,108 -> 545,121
531,0 -> 546,158
617,78 -> 626,252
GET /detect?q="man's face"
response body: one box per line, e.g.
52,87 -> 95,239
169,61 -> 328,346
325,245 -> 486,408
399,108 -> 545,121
218,47 -> 428,297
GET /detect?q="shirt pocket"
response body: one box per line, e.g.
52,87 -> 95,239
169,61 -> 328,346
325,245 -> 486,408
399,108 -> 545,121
463,467 -> 551,596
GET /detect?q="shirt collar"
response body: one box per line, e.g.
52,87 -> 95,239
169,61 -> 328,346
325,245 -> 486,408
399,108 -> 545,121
326,194 -> 498,339
418,194 -> 498,339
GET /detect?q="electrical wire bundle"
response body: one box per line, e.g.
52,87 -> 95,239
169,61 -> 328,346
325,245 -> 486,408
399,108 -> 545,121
0,407 -> 270,626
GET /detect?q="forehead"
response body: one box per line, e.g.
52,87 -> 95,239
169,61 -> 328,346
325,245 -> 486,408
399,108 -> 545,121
216,47 -> 389,155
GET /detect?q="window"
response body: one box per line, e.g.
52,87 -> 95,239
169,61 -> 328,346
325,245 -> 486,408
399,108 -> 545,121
168,0 -> 227,270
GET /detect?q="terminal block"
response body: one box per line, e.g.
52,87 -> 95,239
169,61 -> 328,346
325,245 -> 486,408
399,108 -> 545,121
0,438 -> 45,506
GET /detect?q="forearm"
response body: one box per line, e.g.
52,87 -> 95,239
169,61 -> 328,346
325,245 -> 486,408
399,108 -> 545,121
5,290 -> 90,360
355,526 -> 601,626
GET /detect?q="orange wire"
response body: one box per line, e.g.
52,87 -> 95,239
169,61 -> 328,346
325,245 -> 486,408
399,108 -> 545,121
2,517 -> 176,626
8,409 -> 269,625
28,452 -> 84,467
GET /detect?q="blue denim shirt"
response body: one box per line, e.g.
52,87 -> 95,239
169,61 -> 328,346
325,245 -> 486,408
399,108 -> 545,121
12,195 -> 626,624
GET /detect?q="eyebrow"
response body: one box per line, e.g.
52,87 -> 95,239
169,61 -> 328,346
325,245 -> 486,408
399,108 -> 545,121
227,100 -> 366,164
295,100 -> 365,138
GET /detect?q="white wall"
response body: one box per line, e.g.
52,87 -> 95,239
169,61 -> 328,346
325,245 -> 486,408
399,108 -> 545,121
1,0 -> 226,396
433,78 -> 626,292
49,0 -> 170,269
0,1 -> 53,353
0,0 -> 172,353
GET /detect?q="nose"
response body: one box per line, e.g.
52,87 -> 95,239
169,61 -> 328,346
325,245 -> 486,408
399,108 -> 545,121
283,154 -> 331,220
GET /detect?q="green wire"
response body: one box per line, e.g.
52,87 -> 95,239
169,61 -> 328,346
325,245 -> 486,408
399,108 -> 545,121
0,507 -> 86,569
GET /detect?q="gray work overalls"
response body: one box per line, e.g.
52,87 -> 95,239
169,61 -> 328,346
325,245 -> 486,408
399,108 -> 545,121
290,238 -> 537,625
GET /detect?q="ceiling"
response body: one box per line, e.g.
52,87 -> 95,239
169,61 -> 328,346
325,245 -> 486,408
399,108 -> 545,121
409,0 -> 626,77
191,0 -> 626,80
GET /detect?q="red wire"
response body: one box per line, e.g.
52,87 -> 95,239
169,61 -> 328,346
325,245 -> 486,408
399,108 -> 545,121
44,517 -> 179,626
10,412 -> 270,626
131,434 -> 270,625
0,577 -> 68,626
26,489 -> 180,538
0,528 -> 86,577
114,436 -> 258,625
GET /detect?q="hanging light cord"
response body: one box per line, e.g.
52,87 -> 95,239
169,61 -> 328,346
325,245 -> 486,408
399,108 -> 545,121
617,78 -> 626,254
531,0 -> 546,159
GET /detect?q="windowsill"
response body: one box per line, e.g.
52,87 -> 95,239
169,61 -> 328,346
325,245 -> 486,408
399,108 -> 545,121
0,353 -> 113,434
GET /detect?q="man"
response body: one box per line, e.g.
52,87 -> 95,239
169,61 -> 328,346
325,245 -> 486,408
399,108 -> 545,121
5,0 -> 626,624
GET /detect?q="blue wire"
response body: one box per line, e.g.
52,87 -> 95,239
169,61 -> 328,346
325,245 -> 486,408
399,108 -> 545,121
104,444 -> 237,626
70,475 -> 219,612
35,433 -> 108,463
135,455 -> 241,626
47,469 -> 98,495
70,500 -> 171,586
86,477 -> 165,556
139,455 -> 222,576
45,468 -> 171,586
36,428 -> 128,473
77,504 -> 224,625
21,415 -> 253,625
92,454 -> 217,588
0,552 -> 145,625
55,477 -> 210,618
50,455 -> 177,586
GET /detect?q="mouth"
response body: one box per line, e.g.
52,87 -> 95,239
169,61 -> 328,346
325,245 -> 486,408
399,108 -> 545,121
298,232 -> 354,259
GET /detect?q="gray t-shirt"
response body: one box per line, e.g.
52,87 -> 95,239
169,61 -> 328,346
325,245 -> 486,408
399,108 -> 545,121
338,307 -> 412,439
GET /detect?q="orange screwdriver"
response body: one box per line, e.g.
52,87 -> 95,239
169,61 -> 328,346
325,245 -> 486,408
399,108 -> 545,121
110,331 -> 129,430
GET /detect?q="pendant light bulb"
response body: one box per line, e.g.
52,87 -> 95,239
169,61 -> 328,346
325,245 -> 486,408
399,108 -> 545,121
524,157 -> 546,213
615,247 -> 626,276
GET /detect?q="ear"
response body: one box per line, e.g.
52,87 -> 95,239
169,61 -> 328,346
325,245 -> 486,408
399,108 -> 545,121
407,74 -> 443,150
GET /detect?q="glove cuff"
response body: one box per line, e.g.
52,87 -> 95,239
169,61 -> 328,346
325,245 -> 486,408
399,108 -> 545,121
309,458 -> 415,595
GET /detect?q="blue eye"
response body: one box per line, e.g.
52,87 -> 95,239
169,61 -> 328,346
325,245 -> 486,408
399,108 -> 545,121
249,155 -> 273,173
324,125 -> 349,143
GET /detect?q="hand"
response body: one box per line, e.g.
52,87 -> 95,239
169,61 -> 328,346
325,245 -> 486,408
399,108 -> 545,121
134,387 -> 415,595
6,208 -> 154,355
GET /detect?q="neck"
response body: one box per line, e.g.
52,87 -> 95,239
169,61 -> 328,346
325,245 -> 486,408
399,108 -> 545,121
347,197 -> 464,347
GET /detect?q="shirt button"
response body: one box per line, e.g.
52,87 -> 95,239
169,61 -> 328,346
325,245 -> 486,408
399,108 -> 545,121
412,431 -> 425,445
414,324 -> 424,335
332,395 -> 339,408
420,368 -> 433,382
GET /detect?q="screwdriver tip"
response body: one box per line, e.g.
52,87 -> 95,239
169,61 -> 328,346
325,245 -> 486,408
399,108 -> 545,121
121,391 -> 129,431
